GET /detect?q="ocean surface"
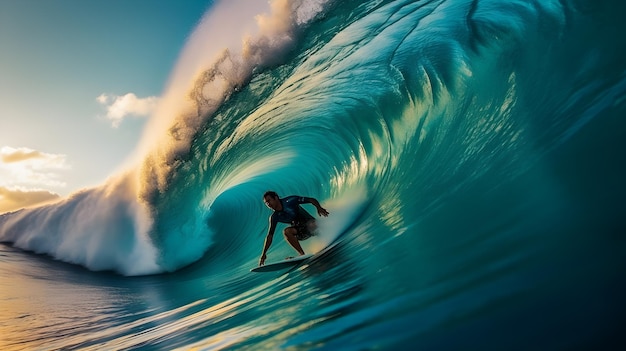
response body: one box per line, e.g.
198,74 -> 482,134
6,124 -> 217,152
2,0 -> 625,349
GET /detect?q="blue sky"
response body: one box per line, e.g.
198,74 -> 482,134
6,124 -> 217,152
0,0 -> 213,212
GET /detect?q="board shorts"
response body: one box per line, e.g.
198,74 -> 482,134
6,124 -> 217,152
292,220 -> 316,241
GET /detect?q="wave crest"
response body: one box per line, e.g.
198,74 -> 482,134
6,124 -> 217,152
139,0 -> 333,203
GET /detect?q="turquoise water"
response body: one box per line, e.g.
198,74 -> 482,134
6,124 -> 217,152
2,0 -> 625,349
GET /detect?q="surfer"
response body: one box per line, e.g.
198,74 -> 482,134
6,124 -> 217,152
259,191 -> 329,266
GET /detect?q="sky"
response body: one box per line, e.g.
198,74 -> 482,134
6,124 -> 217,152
0,0 -> 214,213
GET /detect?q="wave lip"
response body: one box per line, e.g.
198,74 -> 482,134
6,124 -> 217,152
138,0 -> 334,202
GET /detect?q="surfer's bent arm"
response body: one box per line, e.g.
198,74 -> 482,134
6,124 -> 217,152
302,197 -> 330,217
259,217 -> 277,265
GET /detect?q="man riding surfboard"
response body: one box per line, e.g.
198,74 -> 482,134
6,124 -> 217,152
259,191 -> 329,266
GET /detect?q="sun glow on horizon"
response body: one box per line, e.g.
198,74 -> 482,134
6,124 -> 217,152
0,146 -> 70,213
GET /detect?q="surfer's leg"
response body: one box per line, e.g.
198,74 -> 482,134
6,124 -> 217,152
283,227 -> 305,255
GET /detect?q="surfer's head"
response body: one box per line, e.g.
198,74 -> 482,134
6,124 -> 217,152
263,191 -> 280,211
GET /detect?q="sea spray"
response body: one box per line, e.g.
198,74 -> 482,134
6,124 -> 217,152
139,0 -> 334,202
0,174 -> 158,275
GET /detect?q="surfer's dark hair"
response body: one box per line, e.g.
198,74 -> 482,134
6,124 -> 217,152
263,191 -> 278,199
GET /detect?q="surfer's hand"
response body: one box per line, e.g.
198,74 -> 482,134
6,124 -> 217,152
317,207 -> 329,217
259,254 -> 266,266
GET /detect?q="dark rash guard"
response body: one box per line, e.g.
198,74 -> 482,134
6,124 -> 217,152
270,195 -> 315,225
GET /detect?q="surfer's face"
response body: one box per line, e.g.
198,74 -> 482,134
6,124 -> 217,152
263,195 -> 280,211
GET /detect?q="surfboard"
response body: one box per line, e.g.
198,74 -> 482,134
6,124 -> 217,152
250,254 -> 313,273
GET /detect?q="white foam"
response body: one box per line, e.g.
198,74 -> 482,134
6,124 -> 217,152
302,185 -> 368,254
136,0 -> 332,202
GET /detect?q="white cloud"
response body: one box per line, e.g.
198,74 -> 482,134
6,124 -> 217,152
97,93 -> 159,127
1,146 -> 66,165
0,186 -> 60,213
0,146 -> 70,189
96,94 -> 110,104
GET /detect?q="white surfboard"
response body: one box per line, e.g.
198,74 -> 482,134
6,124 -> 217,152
250,254 -> 313,273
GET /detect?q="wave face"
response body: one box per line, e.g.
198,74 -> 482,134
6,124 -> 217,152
1,0 -> 625,348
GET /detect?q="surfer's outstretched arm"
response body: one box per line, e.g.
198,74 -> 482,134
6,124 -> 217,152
303,197 -> 329,217
259,218 -> 277,266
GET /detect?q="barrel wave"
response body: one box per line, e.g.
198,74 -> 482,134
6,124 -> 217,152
1,0 -> 625,349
